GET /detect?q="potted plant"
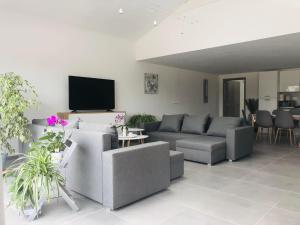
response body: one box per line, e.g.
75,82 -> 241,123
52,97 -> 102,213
5,143 -> 64,216
245,98 -> 259,126
4,115 -> 68,218
127,114 -> 157,128
40,115 -> 69,163
0,72 -> 37,169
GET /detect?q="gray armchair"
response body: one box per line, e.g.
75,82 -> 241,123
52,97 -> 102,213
26,124 -> 171,210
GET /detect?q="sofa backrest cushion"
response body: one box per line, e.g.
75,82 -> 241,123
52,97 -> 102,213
79,122 -> 119,149
181,114 -> 209,135
159,114 -> 185,132
32,118 -> 78,129
207,117 -> 242,137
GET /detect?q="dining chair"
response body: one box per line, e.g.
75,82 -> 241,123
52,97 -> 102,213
256,110 -> 274,143
290,108 -> 300,128
272,109 -> 278,116
274,111 -> 295,145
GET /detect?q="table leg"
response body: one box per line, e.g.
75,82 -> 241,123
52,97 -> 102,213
141,138 -> 144,144
127,140 -> 131,147
122,140 -> 125,148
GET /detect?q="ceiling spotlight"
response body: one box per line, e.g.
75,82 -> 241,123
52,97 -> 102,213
153,20 -> 158,26
118,8 -> 124,14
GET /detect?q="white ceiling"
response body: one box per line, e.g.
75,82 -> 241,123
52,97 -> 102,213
0,0 -> 187,40
143,32 -> 300,74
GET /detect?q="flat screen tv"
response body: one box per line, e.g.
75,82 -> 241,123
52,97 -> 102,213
69,76 -> 115,111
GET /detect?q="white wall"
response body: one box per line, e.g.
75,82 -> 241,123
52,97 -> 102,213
0,12 -> 219,120
219,73 -> 259,116
136,0 -> 300,60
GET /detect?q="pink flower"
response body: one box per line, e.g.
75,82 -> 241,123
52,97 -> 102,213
46,115 -> 68,127
47,115 -> 58,126
59,119 -> 68,127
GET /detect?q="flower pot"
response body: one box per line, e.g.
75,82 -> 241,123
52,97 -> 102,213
51,152 -> 64,164
1,153 -> 8,171
122,126 -> 128,137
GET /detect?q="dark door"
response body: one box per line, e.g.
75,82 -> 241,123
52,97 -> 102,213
223,79 -> 245,117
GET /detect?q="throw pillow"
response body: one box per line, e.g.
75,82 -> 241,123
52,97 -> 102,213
207,117 -> 242,137
181,114 -> 209,135
159,114 -> 185,132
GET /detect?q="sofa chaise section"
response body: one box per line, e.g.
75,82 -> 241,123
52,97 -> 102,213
176,136 -> 226,165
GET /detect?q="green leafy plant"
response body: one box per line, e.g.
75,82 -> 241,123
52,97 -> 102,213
0,72 -> 37,154
127,114 -> 157,128
5,144 -> 64,212
245,98 -> 259,114
37,130 -> 66,153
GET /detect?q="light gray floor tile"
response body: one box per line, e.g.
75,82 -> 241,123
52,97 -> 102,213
62,209 -> 132,225
157,183 -> 270,225
219,180 -> 289,206
159,208 -> 235,225
257,207 -> 300,225
242,171 -> 300,193
277,192 -> 300,213
260,158 -> 300,179
111,195 -> 187,225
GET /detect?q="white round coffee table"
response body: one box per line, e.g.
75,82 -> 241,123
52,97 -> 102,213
118,135 -> 149,147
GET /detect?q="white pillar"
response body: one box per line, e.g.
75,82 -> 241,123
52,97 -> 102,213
0,160 -> 5,225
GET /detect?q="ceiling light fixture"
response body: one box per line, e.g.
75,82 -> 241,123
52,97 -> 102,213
118,8 -> 124,14
153,20 -> 158,26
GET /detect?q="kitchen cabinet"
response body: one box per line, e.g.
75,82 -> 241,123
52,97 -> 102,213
279,70 -> 300,92
258,71 -> 278,112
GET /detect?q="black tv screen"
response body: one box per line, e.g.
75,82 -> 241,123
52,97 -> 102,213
69,76 -> 115,110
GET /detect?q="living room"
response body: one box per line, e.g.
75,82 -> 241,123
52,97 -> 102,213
1,0 -> 300,225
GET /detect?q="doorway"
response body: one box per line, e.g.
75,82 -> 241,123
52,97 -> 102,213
223,78 -> 246,117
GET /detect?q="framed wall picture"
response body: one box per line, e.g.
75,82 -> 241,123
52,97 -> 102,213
144,73 -> 159,94
203,79 -> 208,103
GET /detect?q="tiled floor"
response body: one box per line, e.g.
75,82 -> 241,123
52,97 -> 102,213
4,142 -> 300,225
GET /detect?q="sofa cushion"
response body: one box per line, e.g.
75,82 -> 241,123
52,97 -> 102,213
181,114 -> 209,135
176,136 -> 226,152
147,131 -> 201,150
159,114 -> 184,132
207,117 -> 242,137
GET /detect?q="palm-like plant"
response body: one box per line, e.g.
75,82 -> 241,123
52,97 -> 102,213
245,98 -> 259,114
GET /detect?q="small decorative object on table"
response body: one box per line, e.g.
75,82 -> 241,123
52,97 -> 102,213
113,113 -> 128,137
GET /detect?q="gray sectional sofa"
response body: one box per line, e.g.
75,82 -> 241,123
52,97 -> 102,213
144,114 -> 254,165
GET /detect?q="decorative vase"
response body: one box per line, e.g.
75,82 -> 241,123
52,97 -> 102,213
122,126 -> 128,137
51,152 -> 64,164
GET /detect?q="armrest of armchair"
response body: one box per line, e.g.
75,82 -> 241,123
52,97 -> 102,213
102,141 -> 170,210
142,121 -> 161,133
226,126 -> 254,161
